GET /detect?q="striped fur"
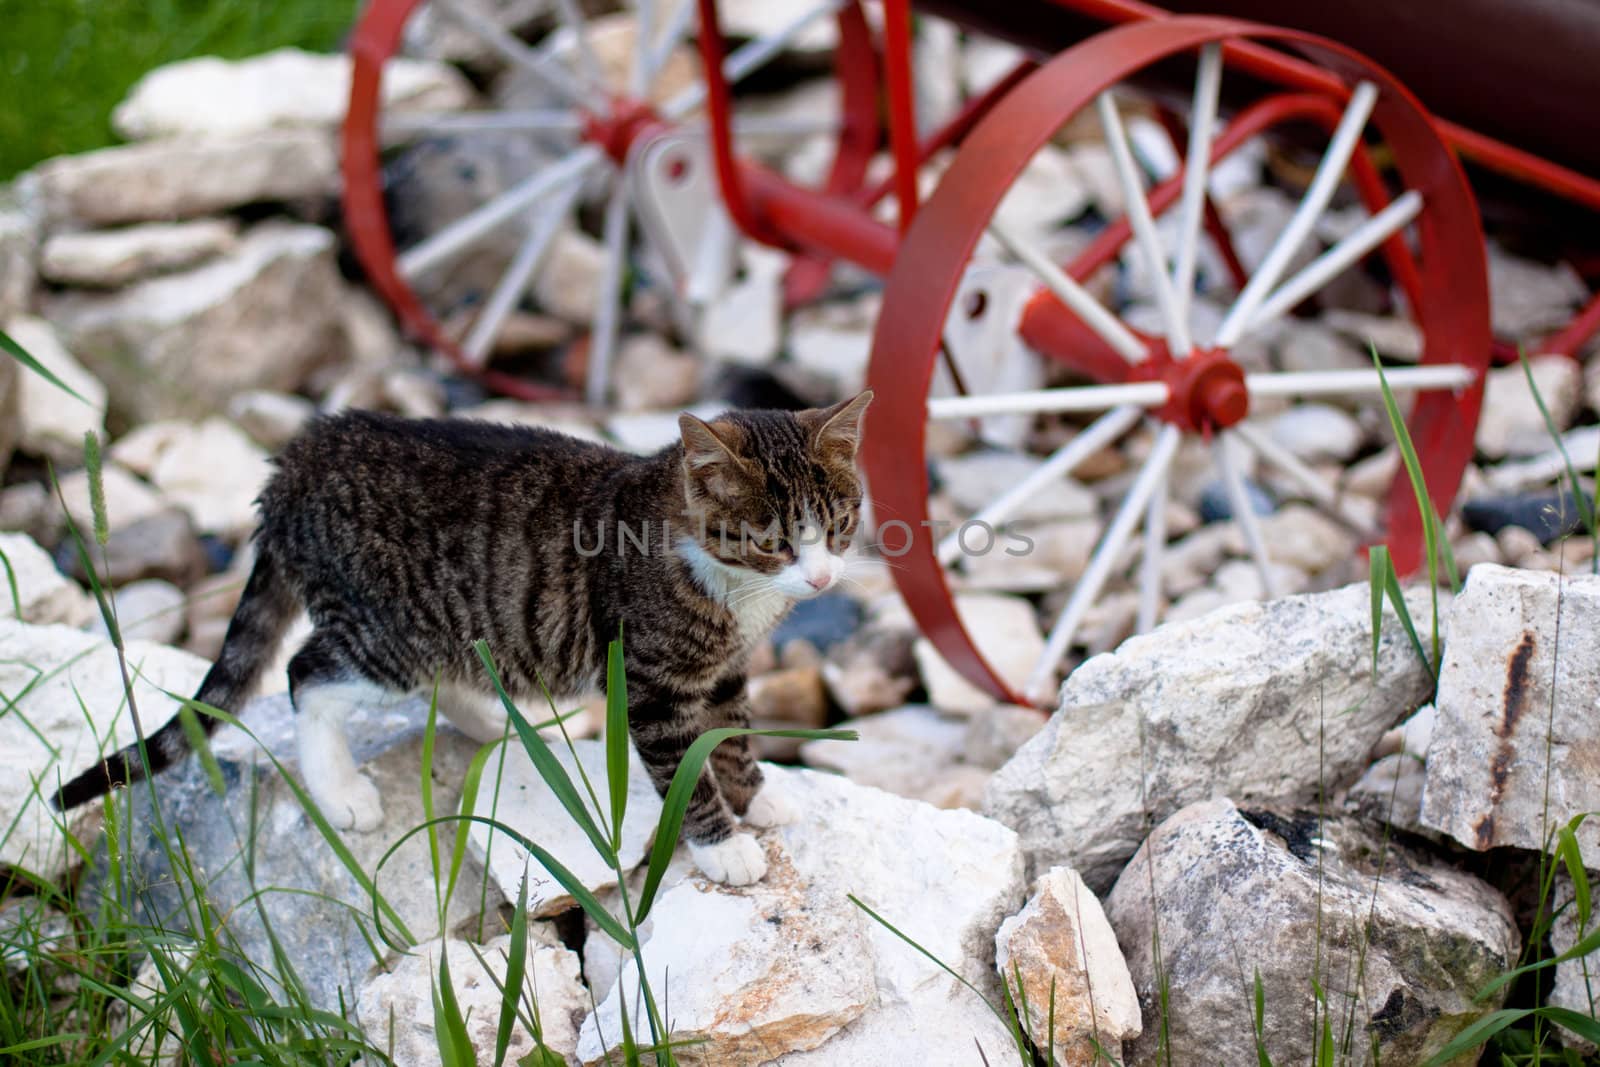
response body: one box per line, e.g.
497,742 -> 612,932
52,394 -> 871,873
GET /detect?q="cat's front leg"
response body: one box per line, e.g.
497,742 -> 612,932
629,690 -> 766,886
704,673 -> 795,829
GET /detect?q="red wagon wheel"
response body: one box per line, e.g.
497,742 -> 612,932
343,0 -> 879,403
864,16 -> 1489,707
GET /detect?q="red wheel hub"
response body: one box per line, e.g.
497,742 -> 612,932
582,97 -> 669,166
1138,346 -> 1250,433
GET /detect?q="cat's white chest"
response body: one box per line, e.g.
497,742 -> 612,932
678,539 -> 792,643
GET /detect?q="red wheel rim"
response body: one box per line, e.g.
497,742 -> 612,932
863,15 -> 1489,706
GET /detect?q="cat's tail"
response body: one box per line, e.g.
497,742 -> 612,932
52,544 -> 299,811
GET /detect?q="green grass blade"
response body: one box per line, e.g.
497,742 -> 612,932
1519,348 -> 1597,537
1421,1008 -> 1532,1066
175,702 -> 225,798
1557,823 -> 1592,931
634,727 -> 856,924
605,633 -> 630,852
1535,1005 -> 1600,1045
1252,969 -> 1273,1067
373,813 -> 636,948
432,948 -> 476,1067
1371,547 -> 1435,682
494,874 -> 530,1067
0,328 -> 90,404
474,640 -> 613,863
0,543 -> 20,618
1370,346 -> 1445,657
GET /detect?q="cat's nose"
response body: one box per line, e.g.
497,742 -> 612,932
806,573 -> 831,591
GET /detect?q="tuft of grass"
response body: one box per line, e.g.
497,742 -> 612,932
0,0 -> 362,179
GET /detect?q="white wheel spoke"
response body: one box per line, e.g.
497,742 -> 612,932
662,0 -> 850,121
1171,42 -> 1222,335
685,207 -> 736,305
1243,365 -> 1474,399
1028,424 -> 1181,703
936,405 -> 1143,566
553,0 -> 608,96
461,176 -> 586,366
1215,430 -> 1278,598
1137,467 -> 1168,632
399,147 -> 604,281
731,116 -> 843,138
432,0 -> 580,107
1244,190 -> 1423,335
986,221 -> 1148,364
381,110 -> 584,138
1216,81 -> 1379,347
645,0 -> 698,91
928,381 -> 1169,420
1097,92 -> 1190,355
631,0 -> 656,96
1231,421 -> 1375,535
586,179 -> 632,405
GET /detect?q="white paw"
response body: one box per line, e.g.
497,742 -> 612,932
317,773 -> 385,832
689,833 -> 767,886
742,782 -> 797,829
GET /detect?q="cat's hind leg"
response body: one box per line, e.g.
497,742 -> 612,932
435,682 -> 511,744
288,633 -> 391,832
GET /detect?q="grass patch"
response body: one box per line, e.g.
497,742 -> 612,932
0,0 -> 362,179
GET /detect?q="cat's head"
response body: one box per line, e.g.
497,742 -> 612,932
677,391 -> 873,599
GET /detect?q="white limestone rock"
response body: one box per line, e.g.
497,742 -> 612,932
578,766 -> 1025,1065
356,933 -> 586,1067
49,223 -> 343,422
1265,402 -> 1366,462
0,194 -> 37,320
56,463 -> 166,534
914,593 -> 1046,715
985,582 -> 1438,889
1321,309 -> 1423,362
699,247 -> 786,366
1549,874 -> 1599,1054
1107,798 -> 1520,1066
39,219 -> 238,288
612,333 -> 702,413
1421,564 -> 1600,855
88,579 -> 186,646
938,451 -> 1097,522
114,48 -> 473,141
0,619 -> 210,882
531,228 -> 606,325
469,738 -> 662,918
226,390 -> 316,450
5,314 -> 107,465
799,705 -> 987,810
143,418 -> 274,538
1475,355 -> 1584,460
1486,245 -> 1588,340
30,129 -> 339,227
996,867 -> 1141,1063
0,532 -> 92,626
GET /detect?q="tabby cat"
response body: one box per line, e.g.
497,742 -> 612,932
54,391 -> 873,886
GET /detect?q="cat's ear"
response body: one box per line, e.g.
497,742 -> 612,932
679,414 -> 751,500
803,389 -> 874,463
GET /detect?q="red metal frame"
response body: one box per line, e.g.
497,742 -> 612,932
861,16 -> 1489,704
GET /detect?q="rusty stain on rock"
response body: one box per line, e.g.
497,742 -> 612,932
1498,631 -> 1537,739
